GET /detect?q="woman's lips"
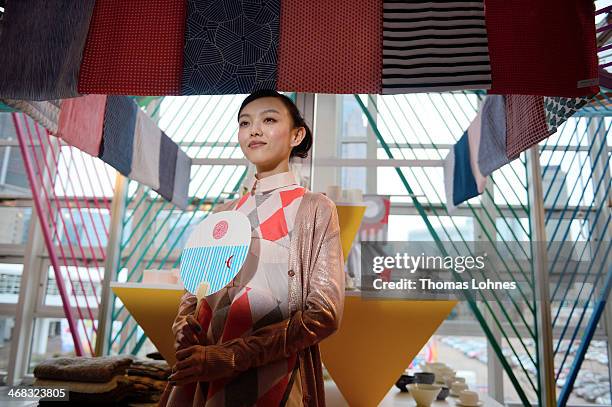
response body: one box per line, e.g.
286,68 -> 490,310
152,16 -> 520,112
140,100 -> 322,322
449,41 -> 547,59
248,141 -> 267,149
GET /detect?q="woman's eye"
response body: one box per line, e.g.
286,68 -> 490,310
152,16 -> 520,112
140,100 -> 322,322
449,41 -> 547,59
264,117 -> 276,123
239,121 -> 249,127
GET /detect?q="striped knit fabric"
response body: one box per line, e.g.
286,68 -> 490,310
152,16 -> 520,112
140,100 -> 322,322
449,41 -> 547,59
382,0 -> 491,93
3,99 -> 60,134
198,173 -> 305,406
99,96 -> 137,176
155,132 -> 178,202
0,1 -> 95,100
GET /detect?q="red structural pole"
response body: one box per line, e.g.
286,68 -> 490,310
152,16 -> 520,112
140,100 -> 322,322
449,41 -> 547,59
12,113 -> 84,356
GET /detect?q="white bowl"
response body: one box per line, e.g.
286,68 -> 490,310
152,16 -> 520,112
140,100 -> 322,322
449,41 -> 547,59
408,384 -> 442,407
459,390 -> 480,406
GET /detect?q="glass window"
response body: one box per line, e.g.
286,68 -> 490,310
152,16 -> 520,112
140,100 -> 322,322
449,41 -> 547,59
0,316 -> 15,373
0,264 -> 23,304
0,147 -> 29,195
341,95 -> 368,139
44,266 -> 103,309
56,208 -> 110,248
28,317 -> 81,373
387,215 -> 474,242
340,143 -> 367,192
0,207 -> 31,245
563,339 -> 610,405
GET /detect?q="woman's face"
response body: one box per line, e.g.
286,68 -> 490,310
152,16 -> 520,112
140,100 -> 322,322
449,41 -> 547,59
237,97 -> 303,172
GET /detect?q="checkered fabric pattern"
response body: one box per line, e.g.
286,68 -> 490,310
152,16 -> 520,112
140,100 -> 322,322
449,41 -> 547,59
505,94 -> 549,160
485,0 -> 599,97
197,179 -> 305,406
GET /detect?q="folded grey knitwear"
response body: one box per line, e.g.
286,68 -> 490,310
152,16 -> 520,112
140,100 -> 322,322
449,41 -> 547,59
126,359 -> 171,380
34,356 -> 133,383
38,381 -> 130,406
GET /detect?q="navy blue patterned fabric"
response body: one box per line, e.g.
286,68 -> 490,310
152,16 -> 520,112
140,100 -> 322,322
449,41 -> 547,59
181,0 -> 280,95
156,132 -> 178,201
99,96 -> 137,176
452,132 -> 479,206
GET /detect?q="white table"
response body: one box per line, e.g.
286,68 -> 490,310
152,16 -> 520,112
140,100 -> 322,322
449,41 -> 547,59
324,380 -> 504,407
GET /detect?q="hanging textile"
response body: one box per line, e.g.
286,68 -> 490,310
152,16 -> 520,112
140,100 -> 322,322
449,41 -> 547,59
57,95 -> 106,157
444,132 -> 480,212
129,110 -> 162,190
171,148 -> 191,210
0,1 -> 95,100
277,0 -> 381,94
443,146 -> 458,214
99,96 -> 137,176
544,96 -> 593,134
382,0 -> 491,93
505,94 -> 549,160
467,108 -> 487,194
477,95 -> 508,176
3,99 -> 60,134
78,1 -> 185,95
155,132 -> 178,202
181,0 -> 279,95
485,0 -> 599,97
452,133 -> 480,205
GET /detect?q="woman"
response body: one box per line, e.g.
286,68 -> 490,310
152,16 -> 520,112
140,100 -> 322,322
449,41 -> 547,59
162,89 -> 345,406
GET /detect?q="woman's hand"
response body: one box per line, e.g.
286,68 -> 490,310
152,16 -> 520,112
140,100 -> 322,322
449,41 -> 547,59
174,315 -> 203,351
168,345 -> 207,386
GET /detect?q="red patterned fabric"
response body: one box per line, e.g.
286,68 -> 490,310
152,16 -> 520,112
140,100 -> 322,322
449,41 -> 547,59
485,0 -> 599,97
277,0 -> 382,94
505,95 -> 549,160
78,1 -> 185,95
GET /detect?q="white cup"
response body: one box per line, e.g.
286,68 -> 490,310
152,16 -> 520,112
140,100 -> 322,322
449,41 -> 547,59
346,188 -> 363,203
459,390 -> 480,406
326,185 -> 342,202
143,269 -> 177,284
451,381 -> 468,395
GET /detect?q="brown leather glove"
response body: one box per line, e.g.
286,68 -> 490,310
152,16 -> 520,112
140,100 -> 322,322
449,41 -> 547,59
172,292 -> 201,351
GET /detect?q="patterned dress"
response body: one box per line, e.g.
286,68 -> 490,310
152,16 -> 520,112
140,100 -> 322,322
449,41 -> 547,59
197,171 -> 305,406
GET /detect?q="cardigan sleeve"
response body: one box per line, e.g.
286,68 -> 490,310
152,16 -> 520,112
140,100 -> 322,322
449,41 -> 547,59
199,195 -> 345,381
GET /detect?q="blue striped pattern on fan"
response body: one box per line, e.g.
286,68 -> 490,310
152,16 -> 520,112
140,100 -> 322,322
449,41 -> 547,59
180,245 -> 249,295
179,210 -> 251,298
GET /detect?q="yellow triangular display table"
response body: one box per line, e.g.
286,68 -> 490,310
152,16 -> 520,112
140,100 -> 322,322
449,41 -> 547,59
320,295 -> 457,407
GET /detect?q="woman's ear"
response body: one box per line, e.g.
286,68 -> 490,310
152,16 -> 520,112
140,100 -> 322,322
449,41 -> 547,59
291,127 -> 306,147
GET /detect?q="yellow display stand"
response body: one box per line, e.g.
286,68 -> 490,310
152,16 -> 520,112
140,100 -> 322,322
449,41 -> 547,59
111,283 -> 184,365
335,203 -> 366,261
320,295 -> 457,407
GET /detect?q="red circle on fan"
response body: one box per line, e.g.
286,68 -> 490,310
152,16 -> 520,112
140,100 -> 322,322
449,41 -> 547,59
213,221 -> 228,240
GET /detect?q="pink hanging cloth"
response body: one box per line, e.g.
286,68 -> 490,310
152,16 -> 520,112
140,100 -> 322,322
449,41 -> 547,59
277,0 -> 382,94
57,95 -> 107,157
